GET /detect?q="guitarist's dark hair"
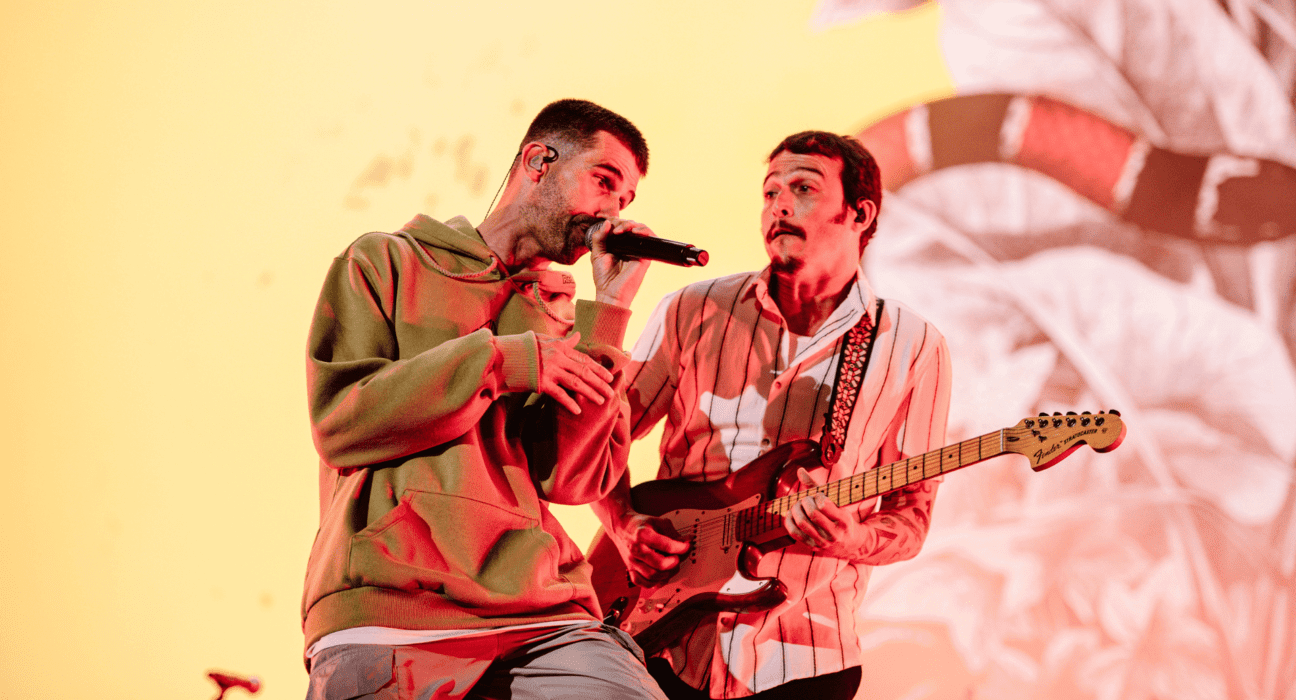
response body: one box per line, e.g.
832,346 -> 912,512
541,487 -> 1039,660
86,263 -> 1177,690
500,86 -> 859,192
769,131 -> 881,254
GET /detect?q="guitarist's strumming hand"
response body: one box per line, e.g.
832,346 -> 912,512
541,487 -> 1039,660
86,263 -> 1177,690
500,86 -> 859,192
783,467 -> 876,561
591,472 -> 693,587
611,513 -> 691,586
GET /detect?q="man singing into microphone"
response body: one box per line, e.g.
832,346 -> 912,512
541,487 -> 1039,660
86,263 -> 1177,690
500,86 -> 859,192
593,132 -> 953,699
301,99 -> 667,699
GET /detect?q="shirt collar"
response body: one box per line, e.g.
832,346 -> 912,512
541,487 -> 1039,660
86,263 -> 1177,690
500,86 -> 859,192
741,265 -> 877,339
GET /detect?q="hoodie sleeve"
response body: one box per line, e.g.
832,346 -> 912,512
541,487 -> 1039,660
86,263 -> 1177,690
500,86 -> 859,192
307,249 -> 539,470
526,300 -> 636,505
623,290 -> 683,439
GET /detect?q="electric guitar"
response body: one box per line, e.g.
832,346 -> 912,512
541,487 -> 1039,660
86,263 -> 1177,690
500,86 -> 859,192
587,411 -> 1127,657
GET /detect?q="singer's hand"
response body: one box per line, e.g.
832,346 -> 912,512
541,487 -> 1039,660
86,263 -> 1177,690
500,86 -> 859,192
588,218 -> 653,308
536,332 -> 615,414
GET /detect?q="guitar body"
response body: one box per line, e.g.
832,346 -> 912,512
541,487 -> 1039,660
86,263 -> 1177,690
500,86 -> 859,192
588,411 -> 1126,657
587,440 -> 822,656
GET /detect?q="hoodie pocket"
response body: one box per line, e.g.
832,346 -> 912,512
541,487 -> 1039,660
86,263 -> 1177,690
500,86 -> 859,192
348,490 -> 563,610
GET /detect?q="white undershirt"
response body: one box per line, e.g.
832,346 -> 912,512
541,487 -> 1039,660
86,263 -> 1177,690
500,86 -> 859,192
306,619 -> 588,658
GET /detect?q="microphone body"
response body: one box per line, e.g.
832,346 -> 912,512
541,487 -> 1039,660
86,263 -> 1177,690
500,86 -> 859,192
587,225 -> 708,267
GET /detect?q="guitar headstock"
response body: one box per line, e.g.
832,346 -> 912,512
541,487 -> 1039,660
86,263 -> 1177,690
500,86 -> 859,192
1005,410 -> 1127,471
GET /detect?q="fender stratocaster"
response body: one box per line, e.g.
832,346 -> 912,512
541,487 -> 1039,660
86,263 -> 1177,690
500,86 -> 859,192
587,411 -> 1126,656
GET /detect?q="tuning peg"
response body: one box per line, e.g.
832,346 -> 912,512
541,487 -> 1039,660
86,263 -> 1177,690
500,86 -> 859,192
1066,417 -> 1077,427
1109,409 -> 1121,416
1095,416 -> 1105,426
1066,411 -> 1076,415
1039,412 -> 1049,417
1053,412 -> 1062,416
1024,419 -> 1035,428
1080,417 -> 1091,426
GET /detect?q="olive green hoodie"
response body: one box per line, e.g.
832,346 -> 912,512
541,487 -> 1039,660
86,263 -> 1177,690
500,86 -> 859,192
301,214 -> 633,655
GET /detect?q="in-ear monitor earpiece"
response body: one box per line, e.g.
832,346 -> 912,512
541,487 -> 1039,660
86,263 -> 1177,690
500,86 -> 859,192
529,145 -> 559,170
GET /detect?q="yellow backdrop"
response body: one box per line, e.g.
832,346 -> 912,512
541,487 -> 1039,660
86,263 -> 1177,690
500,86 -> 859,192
0,2 -> 950,698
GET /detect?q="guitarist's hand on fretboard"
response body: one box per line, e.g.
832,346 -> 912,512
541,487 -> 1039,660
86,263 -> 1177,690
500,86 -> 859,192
784,467 -> 874,560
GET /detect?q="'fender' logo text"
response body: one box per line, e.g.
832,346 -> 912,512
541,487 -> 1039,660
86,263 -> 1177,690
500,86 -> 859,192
1034,427 -> 1097,461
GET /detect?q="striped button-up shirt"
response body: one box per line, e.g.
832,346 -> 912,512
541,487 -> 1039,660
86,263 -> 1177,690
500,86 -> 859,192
626,267 -> 952,697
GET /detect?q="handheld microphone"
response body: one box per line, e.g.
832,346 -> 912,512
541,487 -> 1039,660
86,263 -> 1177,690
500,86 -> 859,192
586,222 -> 709,267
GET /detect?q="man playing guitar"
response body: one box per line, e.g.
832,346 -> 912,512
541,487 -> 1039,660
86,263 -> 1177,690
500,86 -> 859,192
592,131 -> 953,699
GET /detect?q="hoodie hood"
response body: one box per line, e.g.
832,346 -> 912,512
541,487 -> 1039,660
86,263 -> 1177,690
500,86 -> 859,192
398,213 -> 497,272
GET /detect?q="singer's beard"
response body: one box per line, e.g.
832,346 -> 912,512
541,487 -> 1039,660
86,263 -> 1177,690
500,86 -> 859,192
531,179 -> 596,266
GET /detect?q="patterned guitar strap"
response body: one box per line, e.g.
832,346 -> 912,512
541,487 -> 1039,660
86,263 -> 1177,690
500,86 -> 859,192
820,299 -> 884,466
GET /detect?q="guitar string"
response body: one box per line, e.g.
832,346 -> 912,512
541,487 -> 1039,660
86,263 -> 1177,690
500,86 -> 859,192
701,434 -> 978,547
688,430 -> 1012,548
677,419 -> 1115,550
749,431 -> 1005,524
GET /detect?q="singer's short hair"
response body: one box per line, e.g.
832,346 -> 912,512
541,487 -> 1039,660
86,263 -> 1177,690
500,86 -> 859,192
769,131 -> 881,252
521,99 -> 649,176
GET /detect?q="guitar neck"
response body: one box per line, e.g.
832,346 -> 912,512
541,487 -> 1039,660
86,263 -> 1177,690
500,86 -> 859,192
736,429 -> 1011,541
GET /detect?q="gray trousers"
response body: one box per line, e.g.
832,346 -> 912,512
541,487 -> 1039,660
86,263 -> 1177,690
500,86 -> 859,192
306,621 -> 668,700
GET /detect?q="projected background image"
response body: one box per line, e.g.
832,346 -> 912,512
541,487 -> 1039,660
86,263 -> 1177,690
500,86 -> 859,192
2,1 -> 1292,699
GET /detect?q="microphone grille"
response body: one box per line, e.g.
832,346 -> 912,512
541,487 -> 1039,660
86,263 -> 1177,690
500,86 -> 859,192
585,220 -> 609,249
